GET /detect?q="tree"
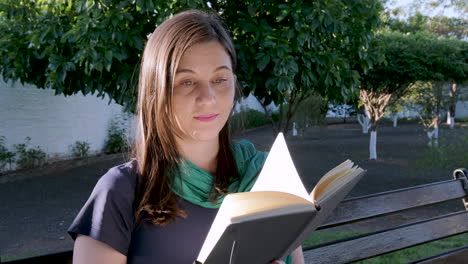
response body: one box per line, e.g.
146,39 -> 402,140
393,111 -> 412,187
385,2 -> 468,128
1,0 -> 384,130
360,33 -> 434,159
404,37 -> 467,144
360,32 -> 467,159
219,0 -> 383,134
384,94 -> 409,128
0,0 -> 208,111
406,81 -> 445,146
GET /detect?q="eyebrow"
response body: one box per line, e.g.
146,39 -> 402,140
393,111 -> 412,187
175,65 -> 232,74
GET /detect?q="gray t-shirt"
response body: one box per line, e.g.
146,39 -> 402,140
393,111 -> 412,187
68,160 -> 219,264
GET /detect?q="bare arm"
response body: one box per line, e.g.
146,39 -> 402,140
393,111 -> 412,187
292,246 -> 305,264
271,246 -> 305,264
73,234 -> 127,264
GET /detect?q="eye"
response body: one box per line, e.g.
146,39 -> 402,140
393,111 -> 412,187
213,78 -> 227,84
181,80 -> 194,86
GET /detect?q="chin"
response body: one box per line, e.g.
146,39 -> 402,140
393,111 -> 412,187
190,131 -> 221,142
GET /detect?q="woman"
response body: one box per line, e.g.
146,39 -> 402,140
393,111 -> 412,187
68,10 -> 304,264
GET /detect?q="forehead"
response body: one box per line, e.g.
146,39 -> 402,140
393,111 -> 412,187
177,41 -> 232,71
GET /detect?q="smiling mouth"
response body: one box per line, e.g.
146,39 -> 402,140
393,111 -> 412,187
194,114 -> 218,122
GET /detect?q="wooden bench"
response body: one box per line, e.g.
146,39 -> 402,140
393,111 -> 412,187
4,169 -> 468,264
303,168 -> 468,263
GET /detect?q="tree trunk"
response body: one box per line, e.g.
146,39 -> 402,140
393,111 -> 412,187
357,112 -> 371,133
427,114 -> 440,147
427,126 -> 439,147
369,128 -> 377,160
393,115 -> 398,128
447,83 -> 458,129
447,105 -> 456,129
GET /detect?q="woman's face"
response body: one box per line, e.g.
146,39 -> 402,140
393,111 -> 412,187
172,41 -> 236,143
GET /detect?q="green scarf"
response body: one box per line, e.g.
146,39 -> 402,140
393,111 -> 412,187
171,140 -> 293,264
171,140 -> 266,208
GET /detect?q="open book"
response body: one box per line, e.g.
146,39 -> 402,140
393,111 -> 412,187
195,133 -> 366,264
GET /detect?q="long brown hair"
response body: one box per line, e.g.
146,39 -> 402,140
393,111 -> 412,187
133,10 -> 241,226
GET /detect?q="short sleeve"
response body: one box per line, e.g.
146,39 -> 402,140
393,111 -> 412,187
68,160 -> 138,255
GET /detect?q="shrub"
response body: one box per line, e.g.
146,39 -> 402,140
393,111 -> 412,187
230,109 -> 270,134
292,94 -> 326,129
242,109 -> 270,128
416,130 -> 468,169
70,141 -> 91,159
14,137 -> 46,169
104,120 -> 128,154
276,94 -> 326,133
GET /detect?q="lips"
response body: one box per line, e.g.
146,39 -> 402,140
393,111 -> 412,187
194,114 -> 218,122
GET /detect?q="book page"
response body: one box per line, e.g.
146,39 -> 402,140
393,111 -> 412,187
250,133 -> 312,203
310,160 -> 364,203
280,167 -> 366,257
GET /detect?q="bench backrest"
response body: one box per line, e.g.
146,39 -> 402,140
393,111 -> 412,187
303,168 -> 468,263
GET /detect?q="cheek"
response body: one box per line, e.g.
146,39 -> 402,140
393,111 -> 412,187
172,96 -> 192,120
220,83 -> 236,106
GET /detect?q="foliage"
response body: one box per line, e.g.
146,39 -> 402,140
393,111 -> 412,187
13,137 -> 46,169
70,140 -> 91,159
289,94 -> 327,129
386,12 -> 467,40
360,32 -> 467,125
0,136 -> 15,171
0,0 -> 208,111
221,0 -> 383,133
104,120 -> 128,154
238,109 -> 269,129
415,130 -> 468,169
405,81 -> 446,129
0,0 -> 383,132
385,96 -> 407,117
230,109 -> 270,135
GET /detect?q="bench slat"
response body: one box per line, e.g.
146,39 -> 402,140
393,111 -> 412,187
409,246 -> 468,264
319,179 -> 467,229
3,251 -> 72,264
304,210 -> 468,264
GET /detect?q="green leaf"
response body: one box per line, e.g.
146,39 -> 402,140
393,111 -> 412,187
276,10 -> 289,22
248,5 -> 256,17
257,54 -> 270,71
105,50 -> 113,61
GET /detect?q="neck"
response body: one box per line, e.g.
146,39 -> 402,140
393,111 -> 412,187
177,137 -> 219,173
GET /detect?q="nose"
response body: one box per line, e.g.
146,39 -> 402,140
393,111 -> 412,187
196,81 -> 216,105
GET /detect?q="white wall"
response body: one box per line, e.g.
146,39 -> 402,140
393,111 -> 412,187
0,80 -> 131,161
456,101 -> 468,118
234,93 -> 279,113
